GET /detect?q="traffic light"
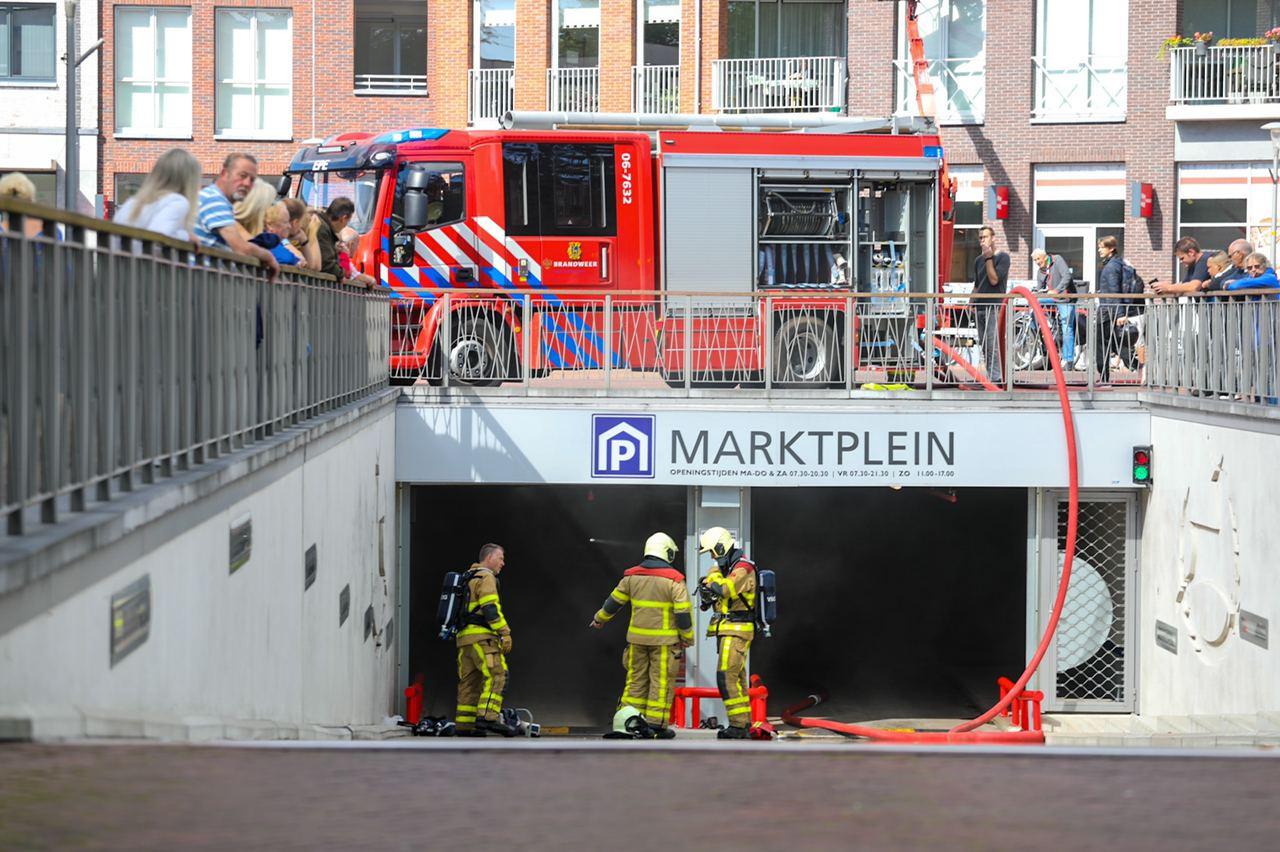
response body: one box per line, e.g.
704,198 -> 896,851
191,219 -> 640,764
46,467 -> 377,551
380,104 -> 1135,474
1132,446 -> 1152,484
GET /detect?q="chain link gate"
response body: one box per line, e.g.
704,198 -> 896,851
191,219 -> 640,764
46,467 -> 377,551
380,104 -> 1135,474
1037,491 -> 1137,712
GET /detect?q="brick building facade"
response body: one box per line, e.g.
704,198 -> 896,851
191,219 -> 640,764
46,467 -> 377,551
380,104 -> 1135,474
96,0 -> 1278,289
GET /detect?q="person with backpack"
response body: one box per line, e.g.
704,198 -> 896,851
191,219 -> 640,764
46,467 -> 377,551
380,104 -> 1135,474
589,532 -> 694,739
697,526 -> 761,740
454,543 -> 516,737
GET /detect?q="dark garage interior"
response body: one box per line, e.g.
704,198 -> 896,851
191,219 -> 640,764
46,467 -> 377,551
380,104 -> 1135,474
409,485 -> 1027,728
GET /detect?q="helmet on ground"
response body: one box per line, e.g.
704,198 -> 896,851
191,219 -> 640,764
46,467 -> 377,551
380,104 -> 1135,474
613,705 -> 645,735
643,532 -> 678,563
698,527 -> 735,559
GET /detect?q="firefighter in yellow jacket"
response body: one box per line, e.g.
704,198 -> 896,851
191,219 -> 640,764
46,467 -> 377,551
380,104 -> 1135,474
698,526 -> 758,740
456,542 -> 515,737
589,532 -> 694,739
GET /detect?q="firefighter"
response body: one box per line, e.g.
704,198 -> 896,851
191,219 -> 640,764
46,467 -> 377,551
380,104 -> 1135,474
455,542 -> 515,737
698,526 -> 758,740
589,532 -> 694,739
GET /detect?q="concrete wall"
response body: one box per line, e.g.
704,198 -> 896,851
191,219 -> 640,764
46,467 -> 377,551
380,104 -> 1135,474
0,396 -> 397,739
1139,408 -> 1280,717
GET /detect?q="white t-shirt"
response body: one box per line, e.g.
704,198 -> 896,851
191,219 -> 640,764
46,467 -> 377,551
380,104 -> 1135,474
116,192 -> 193,242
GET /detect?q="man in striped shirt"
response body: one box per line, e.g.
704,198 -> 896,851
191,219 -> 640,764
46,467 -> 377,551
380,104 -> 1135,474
194,152 -> 279,277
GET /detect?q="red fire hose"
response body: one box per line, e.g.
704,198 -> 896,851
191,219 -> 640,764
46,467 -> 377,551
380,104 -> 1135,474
783,287 -> 1079,744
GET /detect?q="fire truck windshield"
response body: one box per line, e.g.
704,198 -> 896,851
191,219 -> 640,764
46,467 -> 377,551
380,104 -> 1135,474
297,169 -> 382,235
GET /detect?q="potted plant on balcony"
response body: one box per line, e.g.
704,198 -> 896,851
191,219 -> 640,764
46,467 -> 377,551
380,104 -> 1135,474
1194,31 -> 1215,56
1159,34 -> 1192,59
1267,27 -> 1280,55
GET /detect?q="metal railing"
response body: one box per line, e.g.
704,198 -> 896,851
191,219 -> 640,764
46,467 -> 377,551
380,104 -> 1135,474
387,289 -> 1279,396
1,198 -> 390,536
1169,44 -> 1280,106
1145,295 -> 1279,400
633,64 -> 680,114
353,73 -> 428,96
712,56 -> 846,113
469,67 -> 515,124
1032,54 -> 1127,120
548,66 -> 600,112
893,57 -> 985,123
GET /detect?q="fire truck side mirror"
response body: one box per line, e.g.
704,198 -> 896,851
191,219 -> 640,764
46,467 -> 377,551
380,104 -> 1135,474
275,174 -> 293,199
403,192 -> 430,232
404,168 -> 434,191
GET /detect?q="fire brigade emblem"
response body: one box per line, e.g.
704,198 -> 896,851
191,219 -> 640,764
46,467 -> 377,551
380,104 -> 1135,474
567,242 -> 583,261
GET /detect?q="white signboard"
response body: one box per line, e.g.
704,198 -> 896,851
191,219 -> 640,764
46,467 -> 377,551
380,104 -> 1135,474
396,406 -> 1150,489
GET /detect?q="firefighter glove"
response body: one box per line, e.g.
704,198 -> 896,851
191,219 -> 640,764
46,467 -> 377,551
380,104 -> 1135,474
500,634 -> 513,655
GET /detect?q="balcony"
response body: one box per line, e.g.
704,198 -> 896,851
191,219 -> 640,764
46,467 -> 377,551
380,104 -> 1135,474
712,56 -> 846,113
633,64 -> 680,114
469,68 -> 514,126
1032,55 -> 1127,122
1168,44 -> 1280,120
894,57 -> 984,124
547,67 -> 599,112
353,74 -> 427,96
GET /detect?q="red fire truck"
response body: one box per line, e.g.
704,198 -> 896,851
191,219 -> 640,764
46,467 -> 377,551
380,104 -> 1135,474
284,117 -> 952,387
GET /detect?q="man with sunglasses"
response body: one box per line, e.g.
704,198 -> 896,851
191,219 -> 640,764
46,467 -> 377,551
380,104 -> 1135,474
1225,252 -> 1280,295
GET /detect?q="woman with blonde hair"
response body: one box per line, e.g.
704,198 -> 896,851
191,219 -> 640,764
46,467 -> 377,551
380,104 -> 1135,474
233,178 -> 279,239
114,149 -> 201,241
0,171 -> 48,237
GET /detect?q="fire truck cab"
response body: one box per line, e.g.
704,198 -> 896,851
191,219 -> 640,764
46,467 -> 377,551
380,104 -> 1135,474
285,121 -> 951,386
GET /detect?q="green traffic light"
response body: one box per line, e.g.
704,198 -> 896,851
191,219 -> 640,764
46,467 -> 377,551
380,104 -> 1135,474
1133,465 -> 1149,482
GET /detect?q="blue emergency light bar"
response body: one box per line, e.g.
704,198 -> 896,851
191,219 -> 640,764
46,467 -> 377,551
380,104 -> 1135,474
373,128 -> 450,145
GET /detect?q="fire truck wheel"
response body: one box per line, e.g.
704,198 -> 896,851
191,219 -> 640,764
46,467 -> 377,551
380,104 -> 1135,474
445,317 -> 508,387
772,316 -> 842,387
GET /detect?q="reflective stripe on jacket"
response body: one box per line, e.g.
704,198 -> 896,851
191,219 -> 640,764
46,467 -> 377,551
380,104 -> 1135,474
595,564 -> 694,646
706,558 -> 756,639
457,565 -> 510,646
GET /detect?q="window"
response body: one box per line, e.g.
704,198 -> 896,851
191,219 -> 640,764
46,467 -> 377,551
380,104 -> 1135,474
556,0 -> 599,67
1183,0 -> 1280,39
476,0 -> 514,68
392,162 -> 465,231
642,0 -> 679,66
501,142 -> 616,237
1033,164 -> 1125,289
896,0 -> 984,124
215,9 -> 292,138
1176,162 -> 1276,260
542,143 -> 615,236
354,2 -> 426,93
299,169 -> 383,235
726,0 -> 846,59
115,8 -> 192,135
502,143 -> 540,235
1034,0 -> 1127,121
947,165 -> 984,283
0,3 -> 55,81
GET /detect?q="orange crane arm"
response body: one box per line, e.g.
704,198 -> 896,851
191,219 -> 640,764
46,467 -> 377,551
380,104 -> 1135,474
902,0 -> 938,122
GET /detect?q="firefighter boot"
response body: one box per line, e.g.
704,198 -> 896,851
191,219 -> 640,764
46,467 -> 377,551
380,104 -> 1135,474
717,725 -> 750,740
477,717 -> 518,737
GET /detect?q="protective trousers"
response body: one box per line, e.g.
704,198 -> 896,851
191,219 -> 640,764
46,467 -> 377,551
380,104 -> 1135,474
620,643 -> 679,726
716,635 -> 752,728
456,637 -> 507,729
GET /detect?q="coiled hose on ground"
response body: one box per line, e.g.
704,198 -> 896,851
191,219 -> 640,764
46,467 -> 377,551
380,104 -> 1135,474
782,287 -> 1079,744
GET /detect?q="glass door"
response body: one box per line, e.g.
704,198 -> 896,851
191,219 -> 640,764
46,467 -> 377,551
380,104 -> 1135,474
1034,225 -> 1124,293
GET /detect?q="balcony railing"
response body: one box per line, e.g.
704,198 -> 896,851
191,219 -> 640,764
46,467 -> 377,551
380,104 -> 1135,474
0,197 -> 389,537
1032,55 -> 1127,121
1169,44 -> 1280,107
353,73 -> 427,96
712,56 -> 846,113
633,64 -> 680,114
548,66 -> 600,112
469,67 -> 514,125
893,57 -> 984,123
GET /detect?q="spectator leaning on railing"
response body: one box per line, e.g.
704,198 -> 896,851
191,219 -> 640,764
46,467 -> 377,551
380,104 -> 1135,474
316,198 -> 355,283
0,172 -> 45,238
194,153 -> 279,277
1152,237 -> 1210,296
1032,247 -> 1077,365
250,202 -> 306,267
114,149 -> 201,241
233,178 -> 278,241
282,197 -> 321,269
1229,252 -> 1280,295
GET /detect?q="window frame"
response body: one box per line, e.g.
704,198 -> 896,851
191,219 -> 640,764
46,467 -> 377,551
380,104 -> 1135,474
213,8 -> 293,141
0,2 -> 57,83
113,5 -> 193,138
354,13 -> 426,79
474,0 -> 516,69
552,0 -> 600,69
538,143 -> 616,237
1032,0 -> 1128,123
391,161 -> 467,234
894,0 -> 986,125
